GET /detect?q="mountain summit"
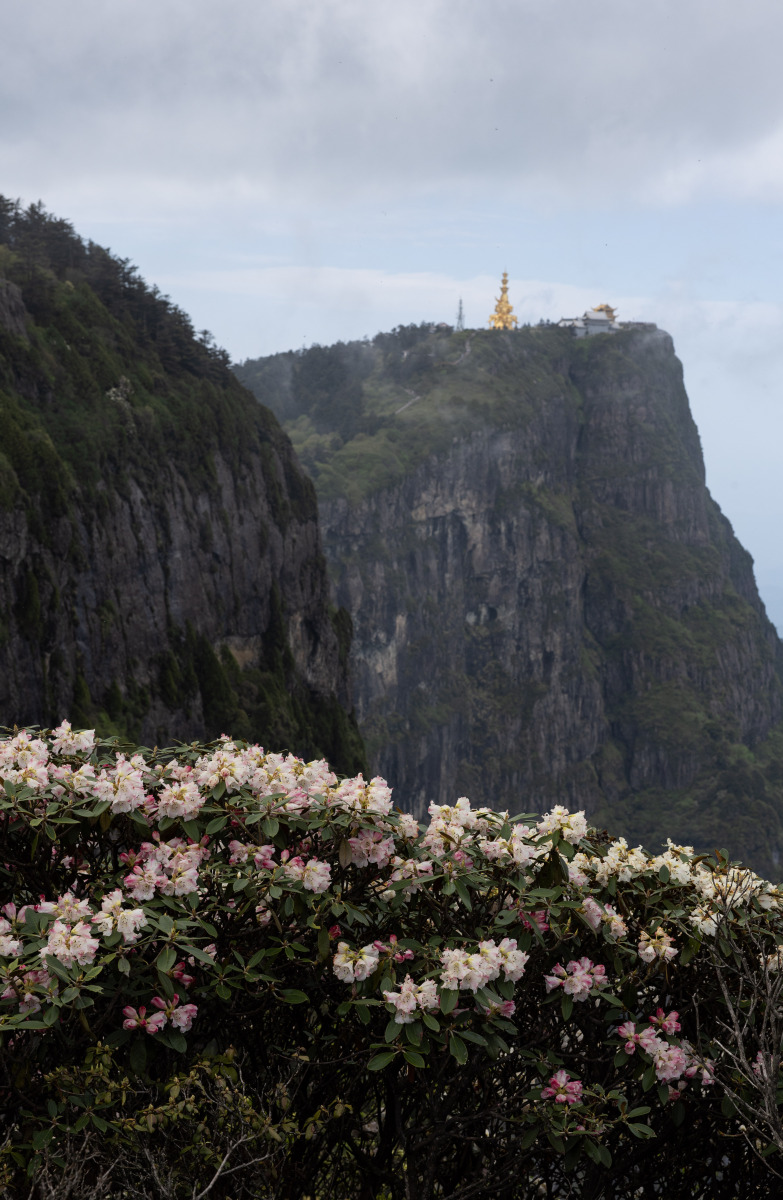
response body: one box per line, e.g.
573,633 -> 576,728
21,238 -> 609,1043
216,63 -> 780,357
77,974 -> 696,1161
237,322 -> 783,876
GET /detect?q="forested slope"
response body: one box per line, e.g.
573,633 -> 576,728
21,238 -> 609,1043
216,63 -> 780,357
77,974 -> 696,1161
0,198 -> 363,772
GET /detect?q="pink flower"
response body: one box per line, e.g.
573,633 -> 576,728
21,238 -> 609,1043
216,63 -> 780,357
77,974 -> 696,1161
651,1042 -> 688,1082
541,1069 -> 583,1104
44,919 -> 99,968
171,961 -> 195,987
480,998 -> 516,1019
545,958 -> 607,1001
124,863 -> 166,901
348,830 -> 395,869
283,856 -> 332,893
520,909 -> 550,935
150,994 -> 199,1032
122,1005 -> 166,1034
170,1002 -> 198,1031
649,1008 -> 681,1035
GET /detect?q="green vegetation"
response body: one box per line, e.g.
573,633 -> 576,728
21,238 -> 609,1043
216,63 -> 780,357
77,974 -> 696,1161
0,198 -> 365,776
235,323 -> 578,506
4,729 -> 783,1197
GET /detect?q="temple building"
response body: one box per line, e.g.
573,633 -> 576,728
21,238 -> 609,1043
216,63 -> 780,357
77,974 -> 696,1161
557,304 -> 658,338
488,272 -> 518,330
557,304 -> 619,337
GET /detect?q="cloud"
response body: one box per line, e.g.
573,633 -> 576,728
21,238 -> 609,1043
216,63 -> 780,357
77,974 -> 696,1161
5,0 -> 783,217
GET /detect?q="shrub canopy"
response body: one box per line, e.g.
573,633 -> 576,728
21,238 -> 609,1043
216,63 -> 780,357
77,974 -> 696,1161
1,725 -> 782,1198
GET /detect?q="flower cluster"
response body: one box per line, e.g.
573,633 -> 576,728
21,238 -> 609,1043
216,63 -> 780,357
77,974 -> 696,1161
637,927 -> 677,964
541,1069 -> 583,1105
544,958 -> 607,1001
123,995 -> 198,1035
2,721 -> 780,1186
333,943 -> 381,982
439,939 -> 529,992
383,976 -> 439,1023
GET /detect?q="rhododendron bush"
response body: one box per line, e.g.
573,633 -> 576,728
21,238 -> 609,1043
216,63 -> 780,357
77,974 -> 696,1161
1,726 -> 783,1199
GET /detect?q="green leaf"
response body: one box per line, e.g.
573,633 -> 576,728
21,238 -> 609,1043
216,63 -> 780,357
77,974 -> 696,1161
547,1131 -> 565,1154
182,819 -> 201,841
205,815 -> 228,835
262,817 -> 279,837
658,865 -> 670,883
627,1123 -> 656,1138
368,1051 -> 397,1071
602,992 -> 625,1008
43,956 -> 72,984
42,1005 -> 60,1027
440,988 -> 458,1015
156,971 -> 176,998
405,1021 -> 423,1046
385,1018 -> 402,1043
642,1065 -> 656,1092
449,1034 -> 468,1064
422,1011 -> 440,1033
215,983 -> 231,1000
561,994 -> 573,1022
117,957 -> 131,976
461,1030 -> 487,1046
585,1140 -> 603,1165
403,1049 -> 426,1068
157,946 -> 176,974
454,879 -> 472,911
520,1124 -> 539,1150
281,989 -> 309,1005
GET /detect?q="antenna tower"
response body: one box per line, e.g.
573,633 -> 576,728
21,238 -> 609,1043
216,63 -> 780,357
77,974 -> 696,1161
456,297 -> 464,332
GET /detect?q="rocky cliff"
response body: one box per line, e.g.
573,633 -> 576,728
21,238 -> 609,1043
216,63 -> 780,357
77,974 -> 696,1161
0,199 -> 364,771
237,323 -> 783,876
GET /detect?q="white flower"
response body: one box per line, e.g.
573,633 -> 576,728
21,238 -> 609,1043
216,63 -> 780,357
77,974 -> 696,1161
333,942 -> 380,983
537,807 -> 587,845
52,721 -> 95,756
383,974 -> 440,1024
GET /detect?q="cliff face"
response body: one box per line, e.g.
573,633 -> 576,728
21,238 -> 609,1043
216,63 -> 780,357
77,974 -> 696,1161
0,200 -> 363,771
238,324 -> 783,876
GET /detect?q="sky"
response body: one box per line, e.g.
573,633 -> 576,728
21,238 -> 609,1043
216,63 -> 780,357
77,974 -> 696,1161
3,0 -> 783,625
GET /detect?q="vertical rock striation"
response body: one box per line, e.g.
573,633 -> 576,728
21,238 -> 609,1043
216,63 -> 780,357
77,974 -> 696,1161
0,200 -> 364,771
241,323 -> 783,874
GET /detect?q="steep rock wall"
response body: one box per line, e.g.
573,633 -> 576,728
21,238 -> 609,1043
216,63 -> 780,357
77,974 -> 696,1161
0,204 -> 363,770
313,328 -> 783,871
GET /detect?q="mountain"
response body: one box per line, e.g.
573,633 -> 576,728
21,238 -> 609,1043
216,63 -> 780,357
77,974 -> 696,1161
236,322 -> 783,877
0,198 -> 364,773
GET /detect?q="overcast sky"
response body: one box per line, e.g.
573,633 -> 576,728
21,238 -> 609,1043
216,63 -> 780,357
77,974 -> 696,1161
4,0 -> 783,624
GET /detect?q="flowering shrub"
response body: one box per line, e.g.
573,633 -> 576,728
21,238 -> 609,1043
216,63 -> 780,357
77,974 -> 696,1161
1,724 -> 782,1198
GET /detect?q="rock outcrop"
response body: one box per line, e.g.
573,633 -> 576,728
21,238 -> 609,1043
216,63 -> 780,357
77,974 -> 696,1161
239,324 -> 783,875
0,199 -> 363,771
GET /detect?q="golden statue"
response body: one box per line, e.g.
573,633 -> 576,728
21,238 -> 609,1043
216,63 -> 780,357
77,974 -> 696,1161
488,272 -> 518,330
591,303 -> 617,322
